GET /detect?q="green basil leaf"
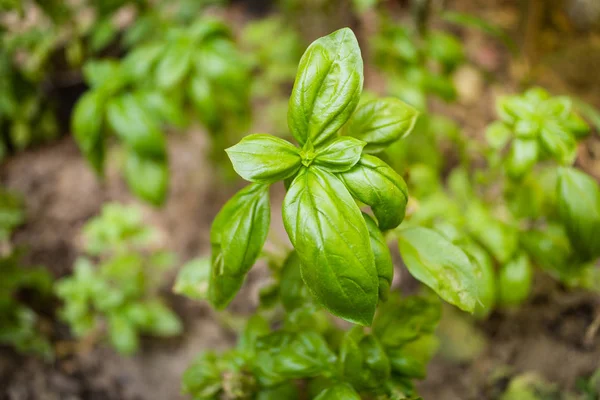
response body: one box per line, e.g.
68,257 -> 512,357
237,314 -> 270,354
254,331 -> 336,387
188,75 -> 221,134
188,19 -> 231,42
556,167 -> 600,261
181,352 -> 222,399
71,91 -> 105,175
122,43 -> 163,82
288,28 -> 363,147
564,113 -> 590,138
82,60 -> 123,89
363,213 -> 393,301
124,152 -> 168,206
387,334 -> 439,379
283,167 -> 378,326
107,313 -> 139,355
279,251 -> 312,311
514,119 -> 539,138
465,202 -> 519,264
398,227 -> 479,313
106,94 -> 167,159
209,184 -> 270,308
541,96 -> 572,118
155,36 -> 192,89
539,122 -> 577,165
312,136 -> 365,172
344,97 -> 419,154
226,134 -> 301,183
425,31 -> 464,71
338,327 -> 363,382
506,139 -> 538,180
256,382 -> 299,400
283,305 -> 330,333
485,121 -> 511,150
373,295 -> 441,348
137,301 -> 183,337
339,154 -> 408,230
135,90 -> 186,128
498,252 -> 532,307
196,38 -> 249,89
173,258 -> 210,300
524,87 -> 551,103
314,383 -> 361,400
339,327 -> 390,393
462,241 -> 496,318
521,224 -> 573,277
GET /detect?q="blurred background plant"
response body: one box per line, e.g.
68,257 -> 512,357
55,203 -> 182,355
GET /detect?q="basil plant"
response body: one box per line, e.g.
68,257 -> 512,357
208,28 -> 481,326
72,18 -> 250,206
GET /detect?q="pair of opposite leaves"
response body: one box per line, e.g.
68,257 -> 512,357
209,28 -> 418,326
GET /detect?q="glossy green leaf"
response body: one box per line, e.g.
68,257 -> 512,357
155,37 -> 192,89
398,227 -> 479,313
279,251 -> 312,311
71,91 -> 105,175
556,167 -> 600,261
312,136 -> 365,172
498,253 -> 532,307
363,213 -> 394,301
373,295 -> 441,348
344,97 -> 419,154
339,327 -> 390,392
209,184 -> 270,308
106,94 -> 166,159
288,28 -> 363,147
124,152 -> 168,206
282,167 -> 378,326
462,241 -> 496,318
339,154 -> 408,230
314,383 -> 361,400
254,331 -> 336,386
226,134 -> 301,183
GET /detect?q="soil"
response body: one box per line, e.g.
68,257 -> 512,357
2,1 -> 600,399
